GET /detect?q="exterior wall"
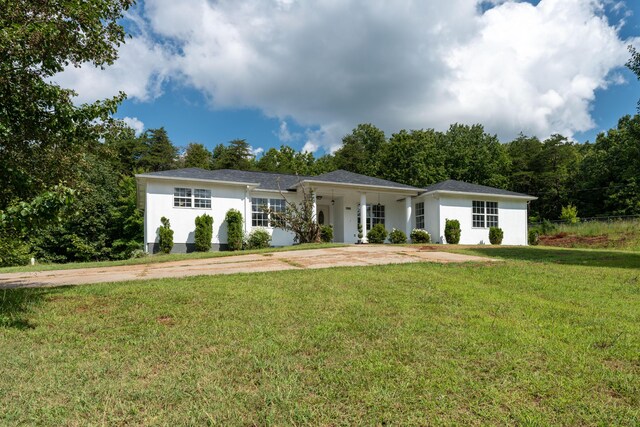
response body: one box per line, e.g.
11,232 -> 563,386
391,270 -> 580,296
437,195 -> 529,245
337,192 -> 408,243
421,195 -> 441,243
249,190 -> 299,247
145,180 -> 246,252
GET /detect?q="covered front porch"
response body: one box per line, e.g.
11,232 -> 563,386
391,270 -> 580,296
308,183 -> 420,244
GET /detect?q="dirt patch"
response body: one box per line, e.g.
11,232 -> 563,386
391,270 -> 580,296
539,233 -> 613,248
156,315 -> 175,326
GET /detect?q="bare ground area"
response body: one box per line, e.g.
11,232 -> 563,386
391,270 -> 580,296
0,245 -> 493,289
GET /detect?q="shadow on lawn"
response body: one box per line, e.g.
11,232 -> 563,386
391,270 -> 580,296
461,246 -> 640,269
0,287 -> 65,330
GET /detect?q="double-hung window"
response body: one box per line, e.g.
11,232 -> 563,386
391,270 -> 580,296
415,202 -> 425,229
174,187 -> 211,208
252,198 -> 285,227
174,188 -> 192,207
472,200 -> 498,228
357,204 -> 386,231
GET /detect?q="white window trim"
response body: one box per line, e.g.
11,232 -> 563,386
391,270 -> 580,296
357,204 -> 386,231
472,200 -> 498,229
251,197 -> 286,228
415,202 -> 425,230
173,187 -> 212,210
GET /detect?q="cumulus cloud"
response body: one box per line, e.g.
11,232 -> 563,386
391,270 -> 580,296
121,116 -> 145,135
57,0 -> 636,150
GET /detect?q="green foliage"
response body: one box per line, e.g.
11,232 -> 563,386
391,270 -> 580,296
269,188 -> 321,244
225,209 -> 244,251
194,214 -> 213,252
212,139 -> 254,170
0,0 -> 130,210
367,223 -> 388,244
388,228 -> 407,244
158,217 -> 174,254
357,223 -> 364,240
410,229 -> 431,244
138,128 -> 178,172
528,229 -> 540,246
560,204 -> 579,224
246,228 -> 271,249
0,237 -> 31,267
183,143 -> 212,169
540,219 -> 557,235
444,219 -> 461,244
333,124 -> 386,175
489,227 -> 504,245
256,145 -> 315,175
320,225 -> 334,243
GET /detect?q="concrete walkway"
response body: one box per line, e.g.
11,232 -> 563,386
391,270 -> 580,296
0,245 -> 493,289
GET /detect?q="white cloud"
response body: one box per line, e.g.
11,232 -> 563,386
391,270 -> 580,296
274,120 -> 301,143
250,146 -> 265,157
57,0 -> 636,149
121,116 -> 145,135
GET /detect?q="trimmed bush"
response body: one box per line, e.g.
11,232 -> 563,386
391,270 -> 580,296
320,225 -> 333,243
489,227 -> 504,245
225,209 -> 244,251
357,223 -> 363,243
158,217 -> 174,254
247,228 -> 272,249
410,229 -> 431,244
0,237 -> 31,267
194,214 -> 213,252
389,228 -> 407,244
367,223 -> 388,244
444,219 -> 461,244
528,229 -> 540,246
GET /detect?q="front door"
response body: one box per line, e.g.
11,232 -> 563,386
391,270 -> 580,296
317,204 -> 330,226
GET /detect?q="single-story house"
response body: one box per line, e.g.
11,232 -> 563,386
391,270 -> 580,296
135,168 -> 536,252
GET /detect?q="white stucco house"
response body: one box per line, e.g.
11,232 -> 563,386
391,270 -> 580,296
135,168 -> 536,252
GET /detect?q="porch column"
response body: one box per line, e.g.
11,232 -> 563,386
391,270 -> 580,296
311,190 -> 317,222
360,193 -> 367,243
405,196 -> 412,238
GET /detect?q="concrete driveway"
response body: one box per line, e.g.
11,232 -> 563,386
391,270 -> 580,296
0,245 -> 492,289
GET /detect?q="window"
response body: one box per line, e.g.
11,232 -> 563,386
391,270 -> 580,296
174,188 -> 192,207
472,200 -> 499,228
252,198 -> 286,227
486,201 -> 498,227
415,202 -> 425,229
194,189 -> 211,208
357,204 -> 385,231
174,187 -> 211,209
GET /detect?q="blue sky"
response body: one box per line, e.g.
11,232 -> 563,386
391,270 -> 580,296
57,0 -> 640,154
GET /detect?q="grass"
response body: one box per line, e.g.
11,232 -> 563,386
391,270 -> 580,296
536,219 -> 640,251
1,247 -> 639,425
0,243 -> 346,274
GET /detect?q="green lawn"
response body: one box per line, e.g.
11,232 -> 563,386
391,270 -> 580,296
1,247 -> 639,425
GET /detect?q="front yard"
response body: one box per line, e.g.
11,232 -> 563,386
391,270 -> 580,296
1,247 -> 639,425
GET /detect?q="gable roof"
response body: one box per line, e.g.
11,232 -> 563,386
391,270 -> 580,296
136,168 -> 310,191
421,179 -> 536,199
297,169 -> 422,191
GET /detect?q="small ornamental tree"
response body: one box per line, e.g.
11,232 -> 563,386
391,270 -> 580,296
357,223 -> 364,243
444,219 -> 461,244
225,209 -> 244,251
389,228 -> 407,244
560,204 -> 579,224
489,227 -> 504,245
194,214 -> 213,252
367,223 -> 388,244
269,186 -> 321,244
158,216 -> 174,254
528,229 -> 540,246
410,229 -> 431,244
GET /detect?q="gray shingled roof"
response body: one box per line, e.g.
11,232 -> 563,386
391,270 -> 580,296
422,179 -> 533,198
304,170 -> 422,190
138,168 -> 309,191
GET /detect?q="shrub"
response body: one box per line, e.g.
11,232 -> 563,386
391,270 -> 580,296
444,219 -> 461,244
410,229 -> 431,244
320,225 -> 334,243
357,223 -> 363,242
489,227 -> 504,245
0,237 -> 31,267
367,223 -> 388,244
225,209 -> 244,251
158,216 -> 174,254
247,228 -> 271,249
540,219 -> 556,235
389,228 -> 407,244
194,214 -> 213,252
528,229 -> 540,246
560,204 -> 579,224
